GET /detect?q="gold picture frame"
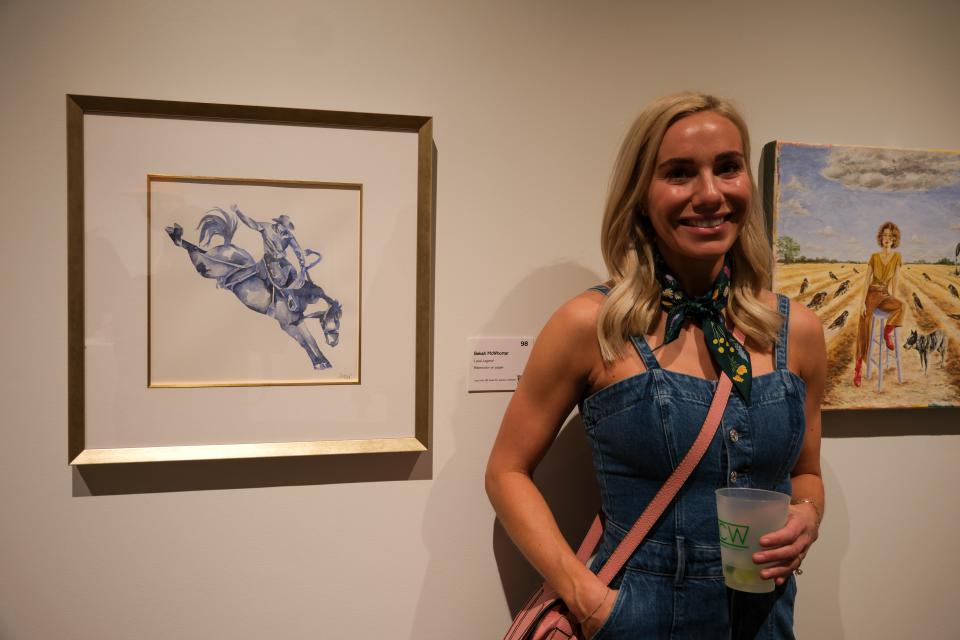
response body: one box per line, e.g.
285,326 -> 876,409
67,95 -> 434,464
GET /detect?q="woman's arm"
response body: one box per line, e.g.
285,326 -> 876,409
860,260 -> 874,317
888,254 -> 901,298
485,292 -> 614,634
753,301 -> 826,584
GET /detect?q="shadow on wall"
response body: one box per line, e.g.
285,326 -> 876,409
793,454 -> 848,638
73,452 -> 431,495
408,260 -> 602,639
822,407 -> 960,438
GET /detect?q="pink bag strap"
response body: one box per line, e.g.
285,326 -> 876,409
573,513 -> 605,564
576,327 -> 742,585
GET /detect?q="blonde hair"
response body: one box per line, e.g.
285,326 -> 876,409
597,92 -> 782,361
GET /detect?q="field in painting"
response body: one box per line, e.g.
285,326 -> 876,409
776,263 -> 960,409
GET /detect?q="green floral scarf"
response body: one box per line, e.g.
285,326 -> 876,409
655,251 -> 752,404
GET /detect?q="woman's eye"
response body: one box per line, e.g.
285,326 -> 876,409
716,161 -> 743,176
664,167 -> 692,181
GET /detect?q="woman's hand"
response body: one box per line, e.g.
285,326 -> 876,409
751,502 -> 820,585
576,587 -> 618,639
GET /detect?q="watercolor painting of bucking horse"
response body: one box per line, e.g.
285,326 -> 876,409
148,176 -> 361,387
765,142 -> 960,409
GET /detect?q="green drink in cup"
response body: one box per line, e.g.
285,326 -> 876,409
715,488 -> 791,593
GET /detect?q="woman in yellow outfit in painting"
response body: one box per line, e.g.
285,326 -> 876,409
854,221 -> 904,387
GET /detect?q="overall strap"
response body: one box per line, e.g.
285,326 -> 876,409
588,284 -> 661,370
775,293 -> 790,370
629,335 -> 661,371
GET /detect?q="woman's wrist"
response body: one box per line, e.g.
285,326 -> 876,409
791,497 -> 822,528
560,564 -> 608,622
576,587 -> 611,625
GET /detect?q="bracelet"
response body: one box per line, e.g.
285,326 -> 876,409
791,498 -> 823,526
577,588 -> 611,625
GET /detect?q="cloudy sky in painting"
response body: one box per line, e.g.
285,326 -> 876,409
775,143 -> 960,263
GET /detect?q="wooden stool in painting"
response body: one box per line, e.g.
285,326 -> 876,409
865,309 -> 903,391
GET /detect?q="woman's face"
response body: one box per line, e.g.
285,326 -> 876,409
645,111 -> 751,268
880,228 -> 895,249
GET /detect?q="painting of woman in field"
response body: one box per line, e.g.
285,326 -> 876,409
766,141 -> 960,409
853,222 -> 904,387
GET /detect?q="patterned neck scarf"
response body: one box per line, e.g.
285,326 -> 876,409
654,250 -> 752,404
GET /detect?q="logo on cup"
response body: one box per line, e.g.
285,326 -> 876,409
718,519 -> 750,549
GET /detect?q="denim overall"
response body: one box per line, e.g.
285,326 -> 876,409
581,292 -> 805,639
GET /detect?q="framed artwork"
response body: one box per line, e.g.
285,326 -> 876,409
148,175 -> 361,386
68,95 -> 434,463
763,141 -> 960,410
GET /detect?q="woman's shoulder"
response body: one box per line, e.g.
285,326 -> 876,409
751,289 -> 825,377
753,289 -> 822,341
786,297 -> 826,383
753,288 -> 789,312
786,297 -> 823,340
528,287 -> 608,380
784,296 -> 825,381
545,286 -> 607,338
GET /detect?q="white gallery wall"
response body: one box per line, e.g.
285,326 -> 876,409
2,1 -> 958,638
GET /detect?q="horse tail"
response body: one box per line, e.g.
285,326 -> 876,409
197,207 -> 238,247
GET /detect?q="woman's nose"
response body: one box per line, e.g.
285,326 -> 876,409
692,172 -> 723,210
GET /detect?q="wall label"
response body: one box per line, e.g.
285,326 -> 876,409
467,337 -> 534,392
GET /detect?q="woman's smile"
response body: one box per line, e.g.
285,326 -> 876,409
679,215 -> 731,230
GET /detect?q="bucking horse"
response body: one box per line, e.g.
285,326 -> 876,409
165,205 -> 342,369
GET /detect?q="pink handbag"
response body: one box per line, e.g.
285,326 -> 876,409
502,350 -> 738,640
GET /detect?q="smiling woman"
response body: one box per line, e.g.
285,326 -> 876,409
646,113 -> 751,270
595,95 -> 783,366
638,112 -> 756,398
487,92 -> 826,639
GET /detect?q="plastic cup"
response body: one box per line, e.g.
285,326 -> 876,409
715,488 -> 790,593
